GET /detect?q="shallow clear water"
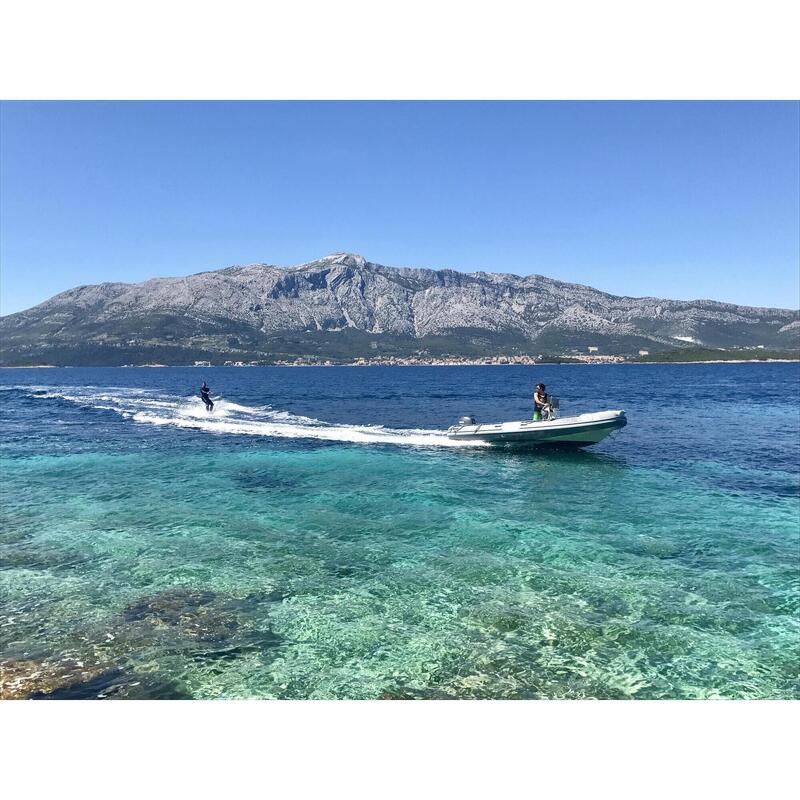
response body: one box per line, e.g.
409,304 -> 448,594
1,364 -> 798,699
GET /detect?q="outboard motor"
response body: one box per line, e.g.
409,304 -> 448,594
457,415 -> 476,427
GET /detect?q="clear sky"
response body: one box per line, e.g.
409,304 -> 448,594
1,101 -> 798,315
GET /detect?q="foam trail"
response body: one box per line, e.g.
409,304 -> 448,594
25,386 -> 483,448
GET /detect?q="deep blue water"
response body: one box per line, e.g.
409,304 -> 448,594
1,363 -> 798,699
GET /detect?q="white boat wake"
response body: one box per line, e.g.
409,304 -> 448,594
21,386 -> 483,448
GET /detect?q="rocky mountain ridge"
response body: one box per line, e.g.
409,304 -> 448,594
1,252 -> 797,365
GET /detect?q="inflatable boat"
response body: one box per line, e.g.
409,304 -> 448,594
446,409 -> 627,448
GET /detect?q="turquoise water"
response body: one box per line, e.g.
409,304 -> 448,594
1,364 -> 798,699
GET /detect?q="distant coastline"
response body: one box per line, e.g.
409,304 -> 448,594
3,356 -> 798,369
3,346 -> 798,369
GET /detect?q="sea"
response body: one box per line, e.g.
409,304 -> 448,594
0,363 -> 798,699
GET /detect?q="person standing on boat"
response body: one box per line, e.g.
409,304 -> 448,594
200,381 -> 214,412
532,383 -> 549,421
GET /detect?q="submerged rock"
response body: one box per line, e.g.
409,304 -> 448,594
0,657 -> 115,700
468,603 -> 531,634
0,656 -> 193,700
378,686 -> 455,700
122,589 -> 239,642
118,588 -> 284,662
1,592 -> 281,700
32,670 -> 192,700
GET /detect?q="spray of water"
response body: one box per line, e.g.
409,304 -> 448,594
21,386 -> 482,448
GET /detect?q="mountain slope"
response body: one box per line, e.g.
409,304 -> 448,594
1,252 -> 797,365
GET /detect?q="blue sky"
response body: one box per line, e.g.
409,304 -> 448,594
1,101 -> 798,315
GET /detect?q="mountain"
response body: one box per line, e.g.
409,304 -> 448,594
1,252 -> 797,365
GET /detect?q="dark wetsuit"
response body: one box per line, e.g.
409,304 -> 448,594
200,387 -> 214,411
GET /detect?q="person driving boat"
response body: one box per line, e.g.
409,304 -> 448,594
532,383 -> 550,421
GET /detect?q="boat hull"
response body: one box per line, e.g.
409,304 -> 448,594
447,410 -> 627,448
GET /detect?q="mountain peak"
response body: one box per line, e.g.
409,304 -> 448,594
321,252 -> 367,268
